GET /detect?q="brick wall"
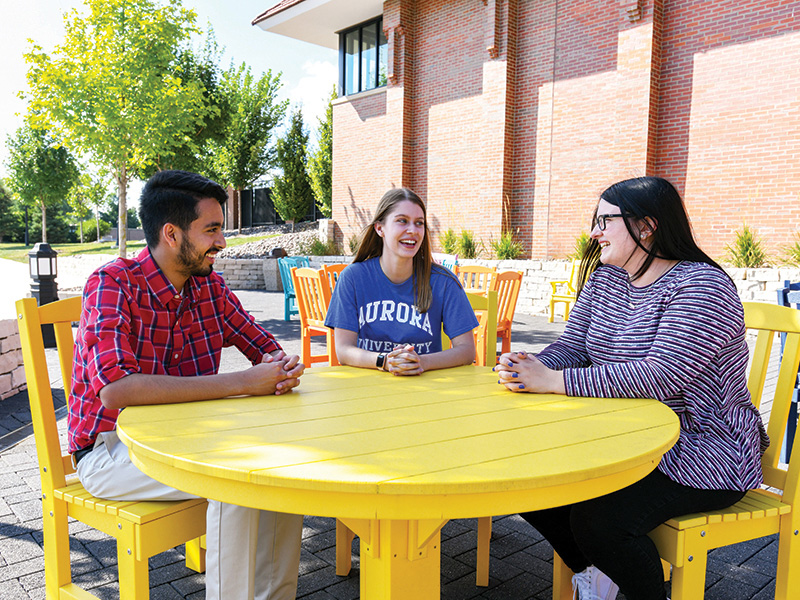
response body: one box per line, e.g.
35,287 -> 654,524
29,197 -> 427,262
331,0 -> 800,261
0,319 -> 25,400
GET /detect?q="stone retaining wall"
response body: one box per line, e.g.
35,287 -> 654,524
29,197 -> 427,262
3,259 -> 800,402
0,318 -> 25,400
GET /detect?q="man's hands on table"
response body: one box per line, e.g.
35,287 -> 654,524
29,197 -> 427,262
494,351 -> 565,394
99,351 -> 305,409
260,350 -> 305,395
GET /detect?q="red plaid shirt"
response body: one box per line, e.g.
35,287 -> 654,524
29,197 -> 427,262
68,247 -> 281,452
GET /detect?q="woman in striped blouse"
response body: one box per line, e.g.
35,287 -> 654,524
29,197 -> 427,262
495,177 -> 769,600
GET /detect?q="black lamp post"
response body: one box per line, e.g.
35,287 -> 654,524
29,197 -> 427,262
29,242 -> 59,348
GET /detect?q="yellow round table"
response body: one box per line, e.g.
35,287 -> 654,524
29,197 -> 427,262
117,365 -> 679,599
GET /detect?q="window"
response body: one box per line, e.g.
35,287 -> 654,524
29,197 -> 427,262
339,17 -> 387,96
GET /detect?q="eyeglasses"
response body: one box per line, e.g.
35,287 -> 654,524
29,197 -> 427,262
595,213 -> 625,231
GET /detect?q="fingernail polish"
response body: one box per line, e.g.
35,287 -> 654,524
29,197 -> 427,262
512,373 -> 518,378
519,384 -> 525,389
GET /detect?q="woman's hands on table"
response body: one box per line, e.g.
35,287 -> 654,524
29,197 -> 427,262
494,351 -> 565,394
385,344 -> 424,376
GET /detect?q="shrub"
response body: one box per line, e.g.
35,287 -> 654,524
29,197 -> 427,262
301,237 -> 340,256
458,230 -> 479,259
439,228 -> 458,254
348,234 -> 360,254
81,219 -> 112,243
490,231 -> 523,260
726,224 -> 768,268
781,233 -> 800,266
570,232 -> 590,260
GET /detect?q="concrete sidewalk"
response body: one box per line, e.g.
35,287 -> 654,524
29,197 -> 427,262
0,290 -> 779,599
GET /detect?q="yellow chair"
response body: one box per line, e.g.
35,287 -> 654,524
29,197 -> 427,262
291,266 -> 339,367
336,291 -> 499,578
490,270 -> 524,354
322,263 -> 347,291
15,296 -> 207,600
455,264 -> 497,295
549,259 -> 581,323
550,301 -> 800,600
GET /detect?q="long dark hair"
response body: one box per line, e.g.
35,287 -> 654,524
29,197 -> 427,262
354,187 -> 435,312
578,177 -> 723,292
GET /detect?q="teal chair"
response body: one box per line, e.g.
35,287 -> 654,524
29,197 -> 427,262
277,256 -> 310,320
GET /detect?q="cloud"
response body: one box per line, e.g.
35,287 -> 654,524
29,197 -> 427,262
284,59 -> 337,134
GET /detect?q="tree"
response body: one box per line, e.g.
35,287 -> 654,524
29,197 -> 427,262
272,108 -> 313,232
308,86 -> 334,218
0,182 -> 21,243
24,0 -> 213,256
211,62 -> 287,232
4,124 -> 79,243
68,171 -> 109,243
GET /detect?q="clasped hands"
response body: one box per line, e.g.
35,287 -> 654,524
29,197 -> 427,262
384,344 -> 424,376
245,350 -> 305,396
494,351 -> 565,394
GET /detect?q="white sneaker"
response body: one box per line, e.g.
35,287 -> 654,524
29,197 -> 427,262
571,566 -> 620,600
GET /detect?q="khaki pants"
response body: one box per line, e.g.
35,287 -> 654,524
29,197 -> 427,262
77,429 -> 303,600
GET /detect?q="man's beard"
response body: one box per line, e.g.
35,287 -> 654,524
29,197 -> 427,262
178,236 -> 216,277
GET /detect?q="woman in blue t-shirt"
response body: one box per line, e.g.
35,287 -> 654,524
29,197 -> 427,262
325,187 -> 478,375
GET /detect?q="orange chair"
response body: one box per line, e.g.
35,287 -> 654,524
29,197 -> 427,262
455,264 -> 496,294
490,270 -> 523,354
291,267 -> 339,367
322,263 -> 347,291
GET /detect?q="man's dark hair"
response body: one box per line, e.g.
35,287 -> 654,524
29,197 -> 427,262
139,170 -> 228,248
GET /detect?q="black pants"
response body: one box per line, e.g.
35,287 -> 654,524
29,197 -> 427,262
519,469 -> 745,600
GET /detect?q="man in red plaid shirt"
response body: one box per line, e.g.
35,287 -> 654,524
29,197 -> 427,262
69,170 -> 305,600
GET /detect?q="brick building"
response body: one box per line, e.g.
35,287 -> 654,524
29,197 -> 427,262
254,0 -> 800,260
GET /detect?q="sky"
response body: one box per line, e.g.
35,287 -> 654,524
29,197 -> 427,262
0,0 -> 338,199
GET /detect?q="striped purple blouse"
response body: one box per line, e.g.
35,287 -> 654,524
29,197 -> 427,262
537,261 -> 769,491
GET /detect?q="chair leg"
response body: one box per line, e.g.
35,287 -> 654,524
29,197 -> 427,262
563,303 -> 571,322
476,516 -> 491,586
116,522 -> 150,600
668,529 -> 708,600
336,519 -> 356,576
552,552 -> 573,600
42,497 -> 73,597
185,536 -> 206,573
301,329 -> 312,367
775,515 -> 800,600
501,332 -> 511,355
549,300 -> 556,323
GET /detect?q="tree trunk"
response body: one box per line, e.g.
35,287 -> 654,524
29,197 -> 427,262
96,209 -> 100,243
117,165 -> 128,257
79,220 -> 84,244
40,200 -> 47,243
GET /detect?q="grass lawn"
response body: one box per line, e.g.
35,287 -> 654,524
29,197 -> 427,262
0,233 -> 278,264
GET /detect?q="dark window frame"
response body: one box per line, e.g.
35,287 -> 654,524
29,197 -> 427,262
338,16 -> 386,96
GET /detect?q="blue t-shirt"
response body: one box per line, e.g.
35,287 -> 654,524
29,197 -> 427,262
324,257 -> 479,354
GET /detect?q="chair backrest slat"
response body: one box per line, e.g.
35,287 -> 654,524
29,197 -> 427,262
278,256 -> 311,294
742,302 -> 800,503
292,267 -> 332,327
455,265 -> 497,293
490,270 -> 523,327
16,296 -> 82,493
323,263 -> 347,291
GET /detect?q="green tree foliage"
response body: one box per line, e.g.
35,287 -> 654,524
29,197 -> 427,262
143,31 -> 228,178
308,86 -> 334,218
0,181 -> 22,243
272,108 -> 313,232
68,171 -> 110,243
211,62 -> 286,231
4,124 -> 79,243
23,0 -> 212,256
